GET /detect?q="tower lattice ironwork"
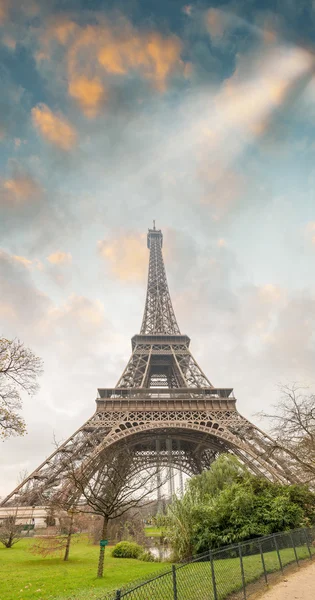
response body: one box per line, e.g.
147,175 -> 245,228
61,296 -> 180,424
1,225 -> 309,507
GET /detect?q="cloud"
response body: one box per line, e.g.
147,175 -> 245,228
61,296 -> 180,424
217,45 -> 313,137
97,28 -> 182,92
306,222 -> 315,244
11,255 -> 32,268
48,295 -> 105,335
31,103 -> 77,150
36,15 -> 184,115
98,232 -> 147,282
68,76 -> 106,117
47,251 -> 72,265
0,249 -> 50,338
199,163 -> 245,218
182,5 -> 193,17
2,34 -> 16,50
0,172 -> 42,206
259,284 -> 283,303
0,0 -> 8,24
206,8 -> 227,40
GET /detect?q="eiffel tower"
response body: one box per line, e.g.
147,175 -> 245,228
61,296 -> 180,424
1,225 -> 304,508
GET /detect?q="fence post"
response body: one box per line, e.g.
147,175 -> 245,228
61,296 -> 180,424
209,550 -> 218,600
304,528 -> 312,560
172,564 -> 178,600
258,541 -> 268,585
238,543 -> 247,600
289,532 -> 299,566
273,535 -> 283,574
115,591 -> 121,600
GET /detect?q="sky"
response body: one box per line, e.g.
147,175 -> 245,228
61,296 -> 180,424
1,0 -> 315,497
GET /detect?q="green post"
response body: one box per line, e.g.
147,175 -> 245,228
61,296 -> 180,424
258,541 -> 268,585
172,565 -> 178,600
209,550 -> 218,600
289,532 -> 299,566
304,528 -> 312,560
273,535 -> 283,574
238,543 -> 247,600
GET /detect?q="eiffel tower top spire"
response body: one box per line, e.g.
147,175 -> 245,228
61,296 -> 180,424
140,225 -> 181,335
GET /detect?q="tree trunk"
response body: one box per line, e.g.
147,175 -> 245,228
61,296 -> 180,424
63,512 -> 74,561
97,515 -> 109,578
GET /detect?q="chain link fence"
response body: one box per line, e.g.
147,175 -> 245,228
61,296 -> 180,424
103,527 -> 315,600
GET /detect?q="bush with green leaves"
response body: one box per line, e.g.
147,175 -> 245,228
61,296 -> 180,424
161,454 -> 315,560
139,549 -> 156,562
112,541 -> 143,558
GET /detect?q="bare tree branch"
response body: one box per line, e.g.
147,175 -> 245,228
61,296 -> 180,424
59,443 -> 167,577
0,338 -> 43,439
258,383 -> 315,476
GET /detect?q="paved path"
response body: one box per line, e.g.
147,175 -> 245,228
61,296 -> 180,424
260,562 -> 315,599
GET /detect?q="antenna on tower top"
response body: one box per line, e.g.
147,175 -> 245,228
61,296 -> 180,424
153,220 -> 156,230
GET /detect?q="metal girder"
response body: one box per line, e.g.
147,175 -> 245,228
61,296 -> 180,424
140,227 -> 180,335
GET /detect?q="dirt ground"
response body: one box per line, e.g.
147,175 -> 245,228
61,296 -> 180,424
259,561 -> 315,599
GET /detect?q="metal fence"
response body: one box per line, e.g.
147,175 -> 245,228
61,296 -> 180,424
105,527 -> 315,600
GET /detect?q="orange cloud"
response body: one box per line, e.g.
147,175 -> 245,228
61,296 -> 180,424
12,255 -> 33,268
0,0 -> 8,24
1,173 -> 42,205
259,284 -> 283,303
68,76 -> 105,117
263,29 -> 277,44
0,250 -> 42,271
39,17 -> 183,110
206,9 -> 226,39
31,103 -> 77,150
98,233 -> 147,282
49,295 -> 105,330
2,35 -> 16,50
51,19 -> 77,44
47,251 -> 72,265
97,30 -> 182,91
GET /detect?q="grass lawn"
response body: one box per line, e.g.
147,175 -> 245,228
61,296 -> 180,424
144,526 -> 164,538
116,544 -> 314,600
0,535 -> 313,600
0,537 -> 168,600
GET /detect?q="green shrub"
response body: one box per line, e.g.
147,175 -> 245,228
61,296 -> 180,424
112,541 -> 143,558
139,550 -> 156,562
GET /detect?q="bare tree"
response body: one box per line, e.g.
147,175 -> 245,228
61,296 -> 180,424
0,507 -> 24,548
0,338 -> 43,439
0,470 -> 35,548
29,509 -> 79,560
65,444 -> 165,577
259,383 -> 315,478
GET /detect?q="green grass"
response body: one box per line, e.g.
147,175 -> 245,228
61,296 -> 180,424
0,537 -> 167,600
0,536 -> 313,600
144,526 -> 164,538
119,544 -> 315,600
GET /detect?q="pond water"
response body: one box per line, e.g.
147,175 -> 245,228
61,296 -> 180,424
146,538 -> 171,561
